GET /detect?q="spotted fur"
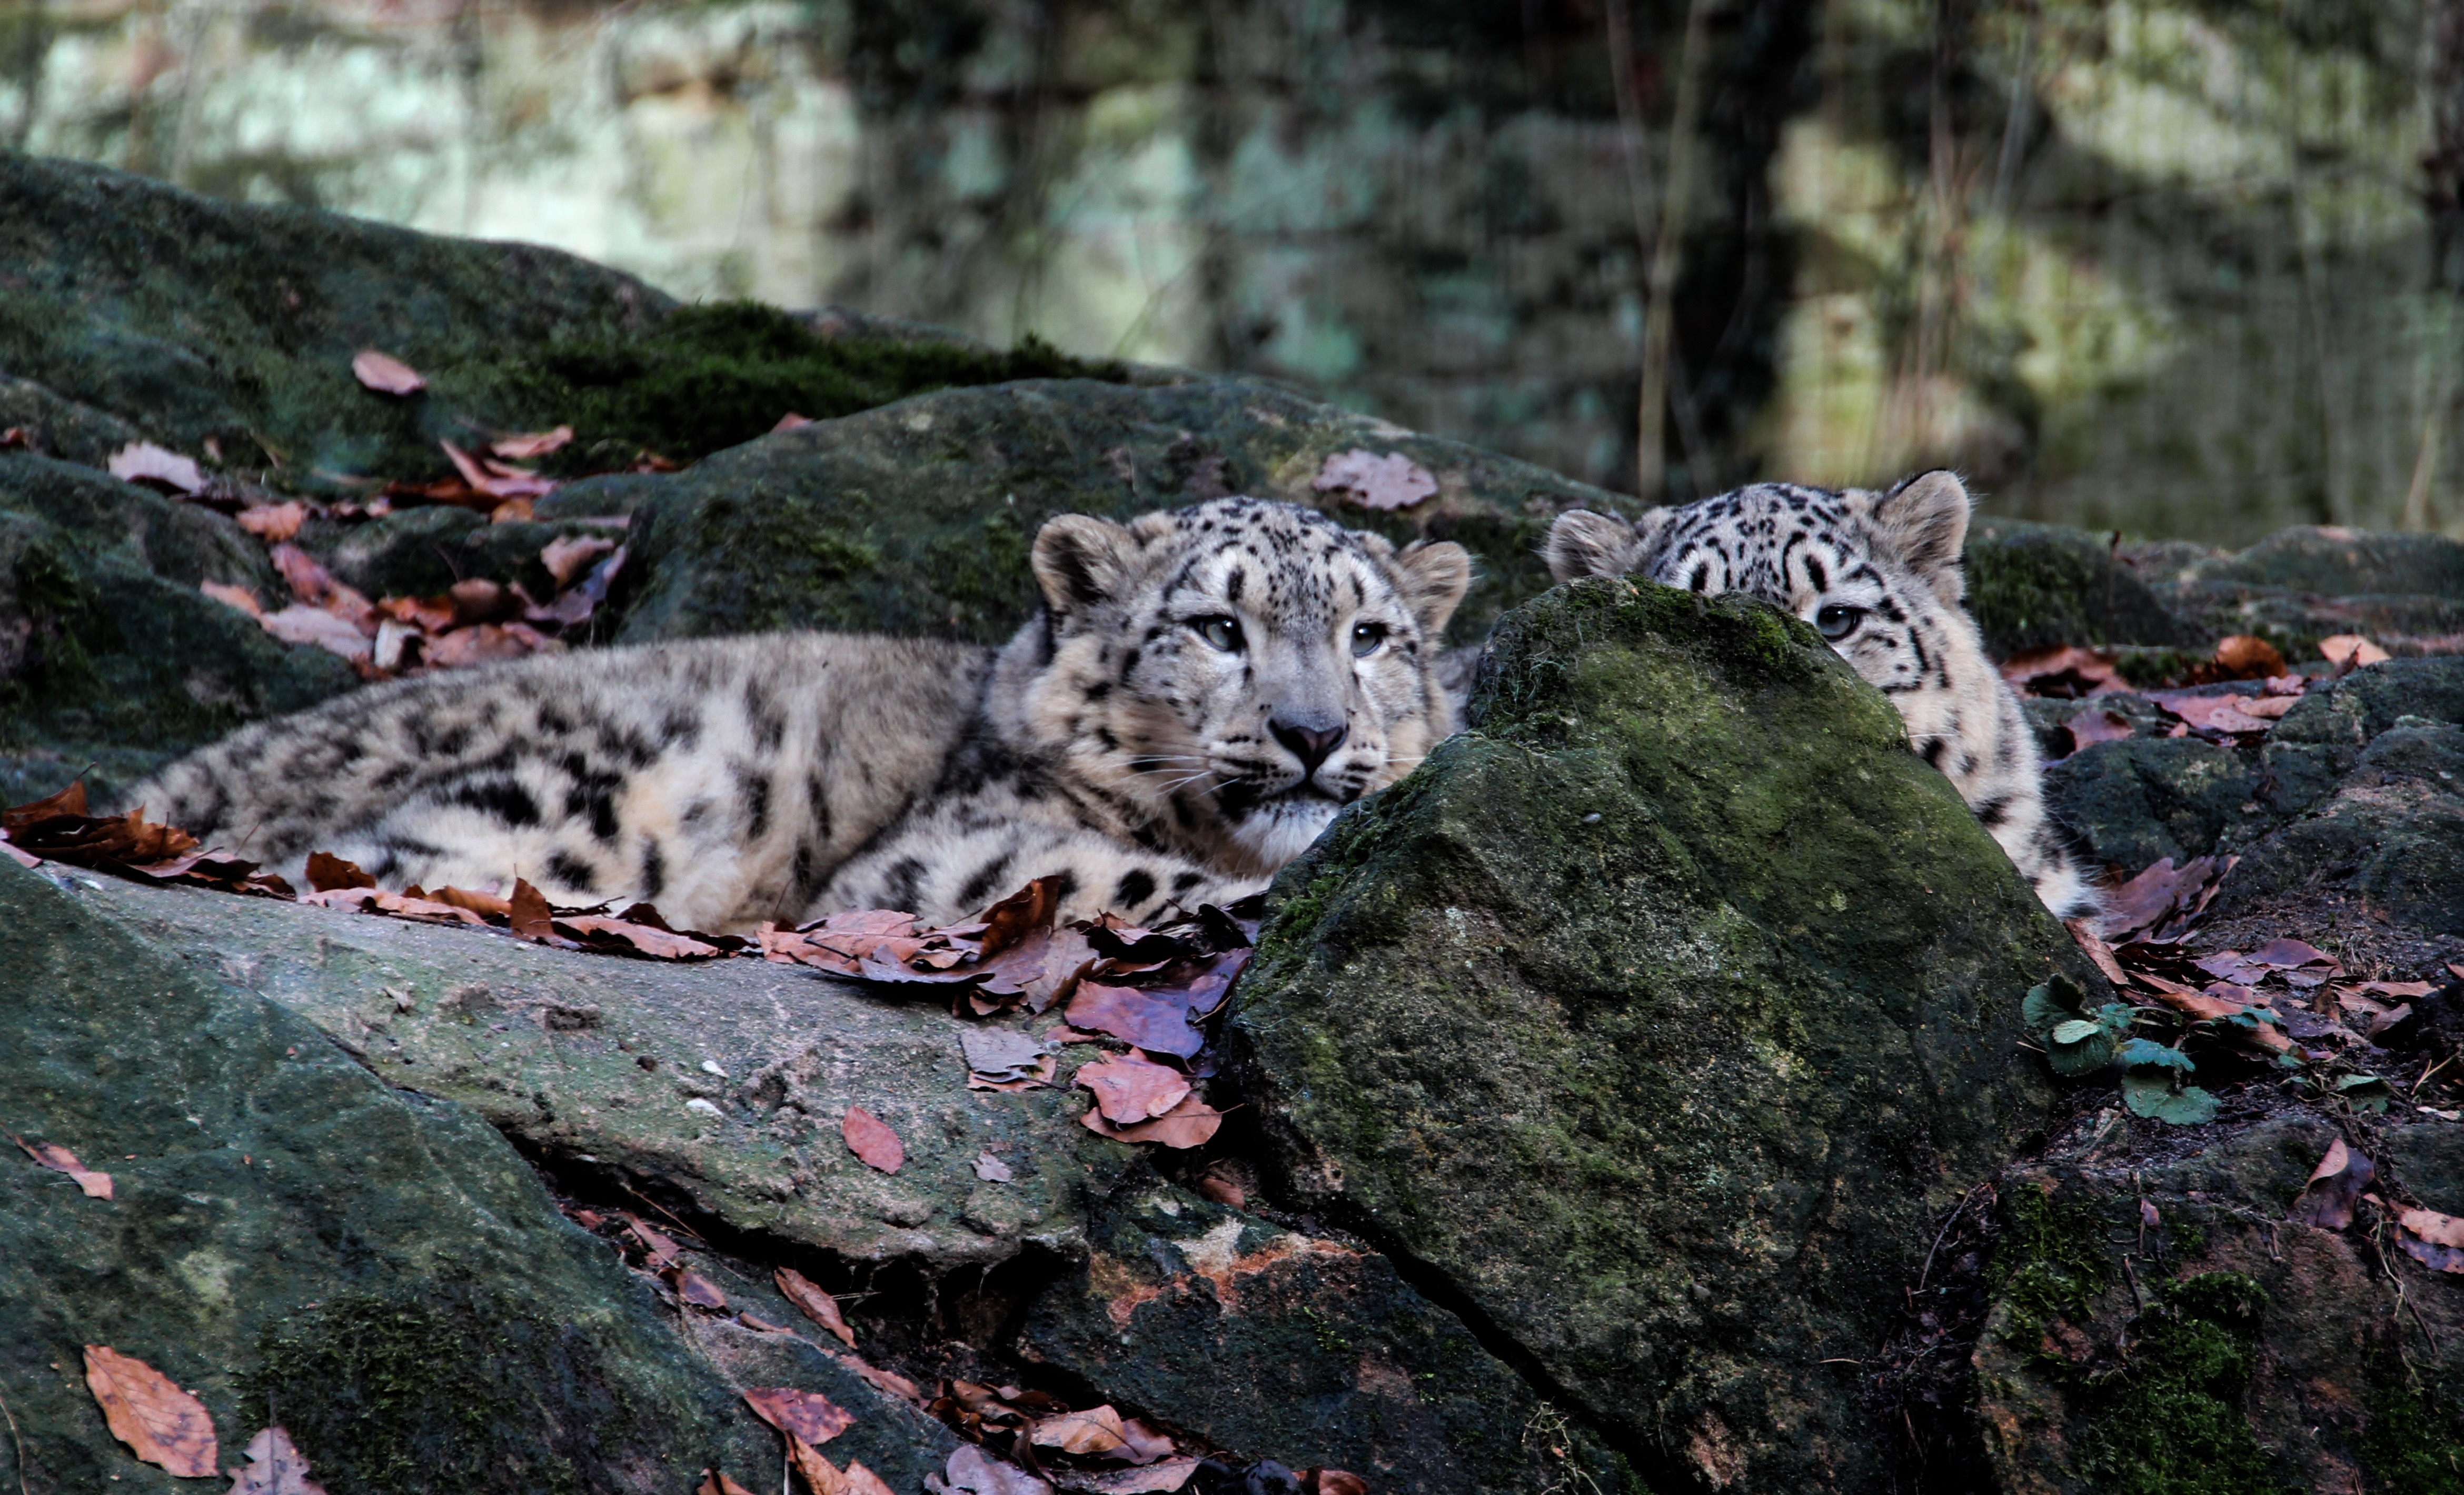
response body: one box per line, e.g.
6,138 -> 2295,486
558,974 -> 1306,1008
1544,471 -> 2095,918
126,497 -> 1469,931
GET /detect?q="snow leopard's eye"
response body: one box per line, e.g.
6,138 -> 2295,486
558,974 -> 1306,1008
1814,604 -> 1865,640
1349,621 -> 1388,657
1194,615 -> 1245,652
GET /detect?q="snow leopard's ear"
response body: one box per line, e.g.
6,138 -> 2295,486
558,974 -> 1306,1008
1545,509 -> 1663,582
1392,540 -> 1472,636
1033,514 -> 1143,616
1864,470 -> 1971,607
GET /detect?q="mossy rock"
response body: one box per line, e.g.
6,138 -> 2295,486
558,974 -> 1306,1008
0,155 -> 1128,493
0,854 -> 791,1495
1229,576 -> 2082,1491
590,378 -> 1635,650
2180,527 -> 2464,601
1019,1183 -> 1626,1493
1964,516 -> 2209,658
1976,1118 -> 2464,1494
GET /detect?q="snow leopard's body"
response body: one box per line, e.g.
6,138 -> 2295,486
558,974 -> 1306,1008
1545,471 -> 2095,919
125,496 -> 1471,931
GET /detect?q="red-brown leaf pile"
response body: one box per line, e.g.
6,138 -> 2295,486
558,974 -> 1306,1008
293,852 -> 741,960
2,779 -> 294,896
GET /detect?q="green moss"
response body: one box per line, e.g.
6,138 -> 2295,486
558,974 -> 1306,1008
244,1281 -> 658,1495
1990,1183 -> 2114,1347
2363,1378 -> 2464,1495
2070,1272 -> 2285,1494
450,304 -> 1126,468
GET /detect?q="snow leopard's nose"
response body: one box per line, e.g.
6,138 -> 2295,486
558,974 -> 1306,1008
1270,714 -> 1349,775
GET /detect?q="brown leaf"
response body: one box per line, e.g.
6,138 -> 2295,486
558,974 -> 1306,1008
625,1217 -> 683,1270
107,441 -> 207,496
541,535 -> 619,589
2059,709 -> 2135,756
351,350 -> 426,395
491,425 -> 574,460
841,1461 -> 897,1495
225,1426 -> 331,1494
943,1444 -> 1056,1495
2097,855 -> 2223,943
1076,1052 -> 1193,1123
441,440 -> 555,501
700,1472 -> 760,1495
14,1134 -> 113,1198
838,1353 -> 922,1405
1066,1459 -> 1203,1493
974,1151 -> 1015,1183
772,413 -> 814,432
776,1267 -> 858,1348
2291,1138 -> 2374,1230
201,580 -> 265,617
259,605 -> 373,664
508,878 -> 557,940
235,502 -> 309,543
1032,1404 -> 1129,1456
304,852 -> 374,893
3,776 -> 87,829
1311,448 -> 1437,511
1080,1092 -> 1225,1149
2212,634 -> 2287,679
555,914 -> 727,960
1310,1472 -> 1367,1495
842,1106 -> 904,1173
2320,634 -> 2392,668
423,622 -> 555,669
2398,1209 -> 2464,1272
742,1387 -> 856,1446
665,1265 -> 730,1309
83,1346 -> 217,1477
2064,920 -> 2128,986
1196,1167 -> 1245,1209
1999,645 -> 2121,699
2250,938 -> 2339,973
2145,690 -> 2282,737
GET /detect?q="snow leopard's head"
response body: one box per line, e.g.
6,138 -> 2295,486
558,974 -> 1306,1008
1009,495 -> 1471,878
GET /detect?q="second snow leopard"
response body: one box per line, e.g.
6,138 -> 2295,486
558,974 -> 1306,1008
1544,470 -> 2095,918
126,496 -> 1471,931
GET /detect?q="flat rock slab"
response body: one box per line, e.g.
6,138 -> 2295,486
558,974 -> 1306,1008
68,872 -> 1138,1271
0,854 -> 790,1494
1231,577 -> 2087,1493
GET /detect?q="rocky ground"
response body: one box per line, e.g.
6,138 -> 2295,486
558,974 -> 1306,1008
5,153 -> 2464,1494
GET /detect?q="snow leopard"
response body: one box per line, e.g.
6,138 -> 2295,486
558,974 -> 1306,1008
123,496 -> 1472,932
1543,471 -> 2095,919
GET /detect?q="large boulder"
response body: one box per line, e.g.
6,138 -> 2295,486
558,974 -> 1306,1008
1228,576 -> 2087,1491
571,377 -> 1631,650
0,854 -> 815,1494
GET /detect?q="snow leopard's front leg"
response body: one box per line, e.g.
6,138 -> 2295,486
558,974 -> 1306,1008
812,812 -> 1258,927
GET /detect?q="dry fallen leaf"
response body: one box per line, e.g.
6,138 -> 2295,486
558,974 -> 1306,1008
700,1471 -> 760,1495
1312,1472 -> 1368,1495
235,501 -> 310,543
1032,1404 -> 1129,1456
788,1437 -> 895,1495
491,425 -> 574,460
625,1217 -> 683,1270
776,1266 -> 858,1348
541,535 -> 619,589
2398,1208 -> 2464,1273
83,1345 -> 217,1477
1067,1459 -> 1203,1493
1076,1052 -> 1193,1123
943,1444 -> 1056,1495
2291,1137 -> 2374,1230
742,1387 -> 856,1446
351,350 -> 426,395
842,1106 -> 905,1173
2211,634 -> 2287,679
1080,1092 -> 1225,1149
2064,919 -> 2128,987
107,441 -> 207,496
665,1265 -> 730,1309
13,1134 -> 113,1198
2320,634 -> 2392,669
201,580 -> 265,618
225,1425 -> 330,1495
973,1151 -> 1015,1183
2059,709 -> 2135,756
1999,645 -> 2121,699
441,440 -> 555,501
1312,448 -> 1438,511
304,852 -> 374,893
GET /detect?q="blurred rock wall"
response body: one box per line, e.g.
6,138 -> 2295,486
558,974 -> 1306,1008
4,0 -> 2461,543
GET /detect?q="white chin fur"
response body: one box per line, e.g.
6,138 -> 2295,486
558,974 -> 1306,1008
1229,798 -> 1341,870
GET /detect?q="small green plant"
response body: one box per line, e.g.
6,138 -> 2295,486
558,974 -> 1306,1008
2024,973 -> 2138,1077
2117,1038 -> 2219,1125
